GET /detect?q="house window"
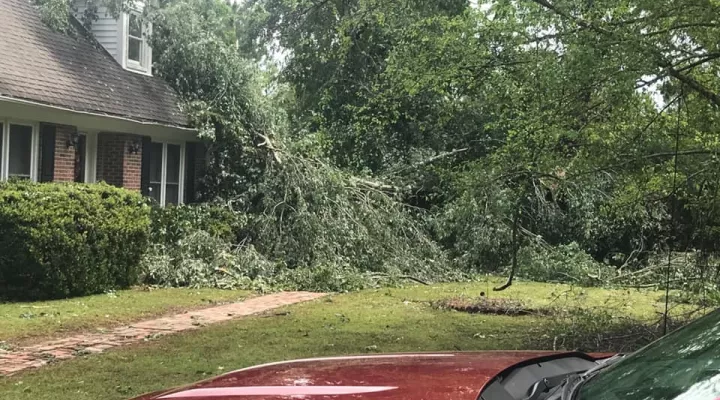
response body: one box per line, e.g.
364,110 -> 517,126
148,142 -> 184,206
126,12 -> 150,73
83,132 -> 98,183
0,121 -> 39,181
165,144 -> 181,205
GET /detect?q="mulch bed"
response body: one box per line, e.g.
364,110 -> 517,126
434,296 -> 553,316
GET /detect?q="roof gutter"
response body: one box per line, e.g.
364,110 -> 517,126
0,95 -> 196,132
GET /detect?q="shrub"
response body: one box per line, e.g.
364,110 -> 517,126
148,203 -> 243,246
0,181 -> 150,300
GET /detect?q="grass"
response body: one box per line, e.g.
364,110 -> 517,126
402,279 -> 679,319
0,288 -> 251,344
0,279 -> 679,400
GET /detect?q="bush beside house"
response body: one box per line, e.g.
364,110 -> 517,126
148,204 -> 242,246
0,182 -> 150,300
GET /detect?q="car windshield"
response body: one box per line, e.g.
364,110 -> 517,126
579,309 -> 720,400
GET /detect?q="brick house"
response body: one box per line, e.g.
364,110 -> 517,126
0,0 -> 203,205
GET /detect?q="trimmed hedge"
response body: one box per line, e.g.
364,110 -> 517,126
0,181 -> 150,300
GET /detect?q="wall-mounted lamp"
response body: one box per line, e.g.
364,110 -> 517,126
66,133 -> 80,149
128,140 -> 142,155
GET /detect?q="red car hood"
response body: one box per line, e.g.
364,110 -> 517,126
133,351 -> 566,400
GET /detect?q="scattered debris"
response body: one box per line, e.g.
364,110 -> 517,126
144,333 -> 164,341
434,297 -> 552,316
0,342 -> 15,352
72,348 -> 92,357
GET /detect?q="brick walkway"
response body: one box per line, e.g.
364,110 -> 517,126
0,291 -> 326,376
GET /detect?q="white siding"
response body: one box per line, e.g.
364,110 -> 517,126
73,1 -> 152,75
73,4 -> 122,62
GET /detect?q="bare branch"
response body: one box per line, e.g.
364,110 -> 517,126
631,94 -> 682,141
674,53 -> 720,73
644,23 -> 720,38
349,177 -> 404,193
256,133 -> 283,164
666,66 -> 720,107
369,273 -> 429,285
529,0 -> 612,35
391,148 -> 469,175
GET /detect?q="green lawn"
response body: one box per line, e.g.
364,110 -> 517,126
0,288 -> 251,344
0,279 -> 676,400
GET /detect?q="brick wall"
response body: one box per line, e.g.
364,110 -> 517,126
52,125 -> 78,182
38,129 -> 205,200
123,138 -> 142,191
96,133 -> 142,191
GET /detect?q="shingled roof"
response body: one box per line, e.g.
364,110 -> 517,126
0,0 -> 188,127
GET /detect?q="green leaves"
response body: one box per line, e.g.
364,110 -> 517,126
0,182 -> 150,300
151,0 -> 720,291
34,0 -> 73,32
238,0 -> 471,173
34,0 -> 133,33
149,0 -> 279,198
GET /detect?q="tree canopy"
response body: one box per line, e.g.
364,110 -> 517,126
36,0 -> 720,293
233,0 -> 720,290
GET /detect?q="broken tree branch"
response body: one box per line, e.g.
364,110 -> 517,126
391,148 -> 470,175
369,273 -> 430,285
256,133 -> 283,164
349,176 -> 405,193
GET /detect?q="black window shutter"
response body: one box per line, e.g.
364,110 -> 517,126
140,136 -> 152,196
184,142 -> 197,204
39,123 -> 56,182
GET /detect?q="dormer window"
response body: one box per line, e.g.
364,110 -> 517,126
128,13 -> 143,63
125,11 -> 151,74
